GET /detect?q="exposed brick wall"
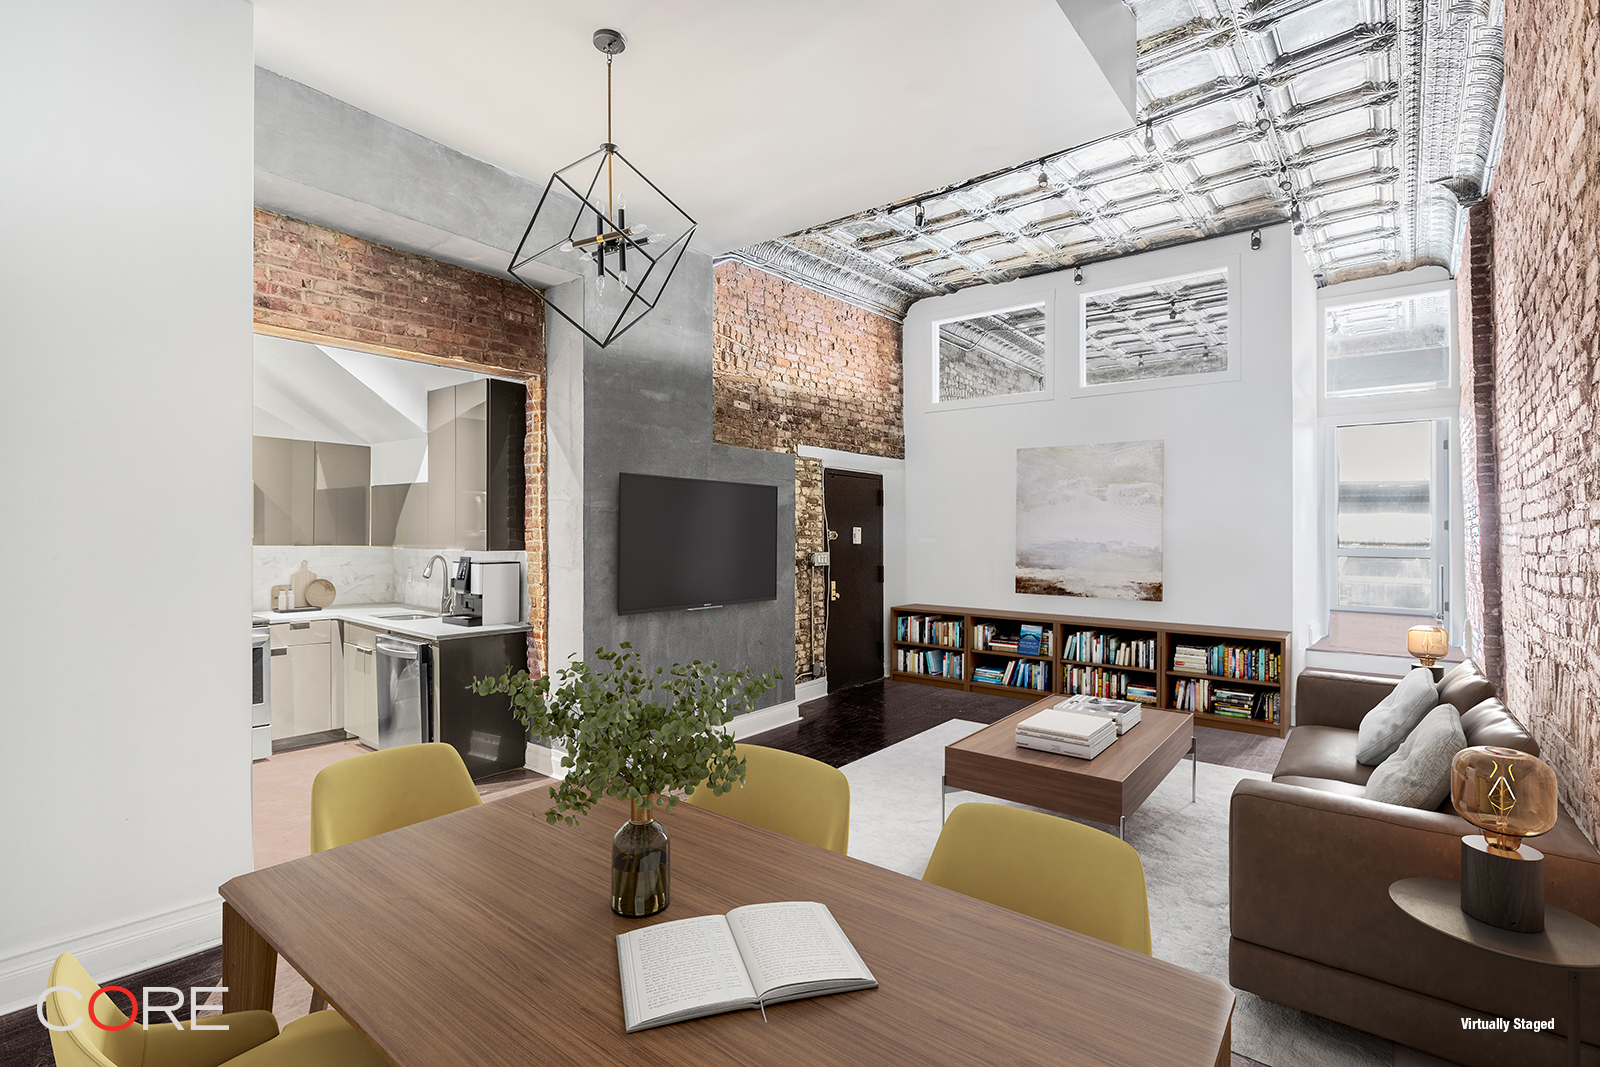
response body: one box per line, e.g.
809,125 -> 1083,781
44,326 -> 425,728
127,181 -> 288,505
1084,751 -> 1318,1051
1460,0 -> 1600,844
712,261 -> 904,681
1458,202 -> 1504,690
713,261 -> 903,459
253,209 -> 549,671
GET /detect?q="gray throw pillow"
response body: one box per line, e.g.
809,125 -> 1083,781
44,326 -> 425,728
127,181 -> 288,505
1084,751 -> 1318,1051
1356,667 -> 1439,766
1365,704 -> 1466,809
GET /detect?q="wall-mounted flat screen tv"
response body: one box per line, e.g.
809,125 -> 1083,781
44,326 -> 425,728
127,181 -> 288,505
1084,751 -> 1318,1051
617,472 -> 778,614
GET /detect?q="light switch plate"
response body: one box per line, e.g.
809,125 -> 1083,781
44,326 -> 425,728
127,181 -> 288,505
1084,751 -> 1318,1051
852,527 -> 862,544
810,552 -> 831,567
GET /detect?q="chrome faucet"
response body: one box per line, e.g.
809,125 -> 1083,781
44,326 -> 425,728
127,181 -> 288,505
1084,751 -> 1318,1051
422,555 -> 452,617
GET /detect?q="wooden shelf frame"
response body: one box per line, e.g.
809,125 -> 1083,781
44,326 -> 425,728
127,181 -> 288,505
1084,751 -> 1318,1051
892,603 -> 1291,738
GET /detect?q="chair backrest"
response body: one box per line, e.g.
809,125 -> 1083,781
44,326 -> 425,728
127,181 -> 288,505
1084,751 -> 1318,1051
685,744 -> 851,854
922,802 -> 1153,956
310,742 -> 483,853
45,953 -> 143,1067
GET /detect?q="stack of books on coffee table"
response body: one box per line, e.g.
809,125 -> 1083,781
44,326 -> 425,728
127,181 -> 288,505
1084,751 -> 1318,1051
1054,693 -> 1143,735
1015,708 -> 1118,760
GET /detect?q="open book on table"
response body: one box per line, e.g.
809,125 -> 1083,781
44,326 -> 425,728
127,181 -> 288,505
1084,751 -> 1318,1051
616,901 -> 878,1032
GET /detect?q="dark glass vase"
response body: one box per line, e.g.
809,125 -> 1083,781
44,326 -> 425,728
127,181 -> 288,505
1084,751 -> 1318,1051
612,799 -> 669,917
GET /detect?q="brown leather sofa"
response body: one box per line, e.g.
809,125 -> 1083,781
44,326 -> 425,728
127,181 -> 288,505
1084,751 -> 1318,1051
1230,662 -> 1600,1067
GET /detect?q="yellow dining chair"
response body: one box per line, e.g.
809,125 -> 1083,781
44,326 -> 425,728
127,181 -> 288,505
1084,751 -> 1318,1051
306,742 -> 482,1010
309,742 -> 482,854
922,802 -> 1153,956
686,743 -> 851,854
44,953 -> 388,1067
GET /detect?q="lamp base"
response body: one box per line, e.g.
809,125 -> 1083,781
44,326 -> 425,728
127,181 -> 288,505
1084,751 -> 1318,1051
1412,662 -> 1444,681
1460,835 -> 1545,932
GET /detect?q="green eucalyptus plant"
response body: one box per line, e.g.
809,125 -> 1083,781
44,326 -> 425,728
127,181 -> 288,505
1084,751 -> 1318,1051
471,643 -> 781,825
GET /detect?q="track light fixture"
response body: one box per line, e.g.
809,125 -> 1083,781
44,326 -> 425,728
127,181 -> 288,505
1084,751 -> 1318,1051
1073,268 -> 1084,285
1250,228 -> 1262,250
914,203 -> 925,228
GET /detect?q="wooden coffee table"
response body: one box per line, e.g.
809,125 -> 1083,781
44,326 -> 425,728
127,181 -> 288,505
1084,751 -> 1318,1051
943,699 -> 1196,838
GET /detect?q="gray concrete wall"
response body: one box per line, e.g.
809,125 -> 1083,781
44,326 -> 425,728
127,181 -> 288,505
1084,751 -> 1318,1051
577,251 -> 796,708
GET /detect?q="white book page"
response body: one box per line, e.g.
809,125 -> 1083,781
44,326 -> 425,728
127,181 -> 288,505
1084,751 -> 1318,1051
725,902 -> 876,999
617,915 -> 758,1029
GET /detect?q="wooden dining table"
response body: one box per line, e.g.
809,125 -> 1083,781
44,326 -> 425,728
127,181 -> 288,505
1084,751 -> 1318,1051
220,790 -> 1233,1066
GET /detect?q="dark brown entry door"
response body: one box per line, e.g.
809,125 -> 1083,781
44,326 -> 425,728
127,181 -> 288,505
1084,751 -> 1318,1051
824,469 -> 884,692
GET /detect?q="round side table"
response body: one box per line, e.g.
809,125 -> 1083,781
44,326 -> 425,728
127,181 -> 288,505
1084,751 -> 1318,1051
1391,877 -> 1600,1067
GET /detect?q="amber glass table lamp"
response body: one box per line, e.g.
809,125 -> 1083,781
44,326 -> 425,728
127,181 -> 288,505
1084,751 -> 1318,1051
1451,746 -> 1559,931
1407,623 -> 1449,680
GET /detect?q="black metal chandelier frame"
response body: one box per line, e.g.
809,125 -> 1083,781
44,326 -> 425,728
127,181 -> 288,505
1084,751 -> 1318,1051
507,30 -> 697,350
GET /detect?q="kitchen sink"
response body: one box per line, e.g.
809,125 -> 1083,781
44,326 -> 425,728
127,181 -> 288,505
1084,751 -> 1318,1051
375,612 -> 438,621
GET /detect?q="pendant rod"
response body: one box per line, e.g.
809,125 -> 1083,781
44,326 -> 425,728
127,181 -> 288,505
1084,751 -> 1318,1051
606,54 -> 614,222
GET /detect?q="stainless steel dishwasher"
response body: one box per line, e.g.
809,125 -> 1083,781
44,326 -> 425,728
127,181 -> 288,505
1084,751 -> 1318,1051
375,634 -> 433,749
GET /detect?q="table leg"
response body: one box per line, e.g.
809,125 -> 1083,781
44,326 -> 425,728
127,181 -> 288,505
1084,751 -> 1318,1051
1569,969 -> 1580,1067
1190,737 -> 1197,804
221,902 -> 277,1014
1119,816 -> 1126,840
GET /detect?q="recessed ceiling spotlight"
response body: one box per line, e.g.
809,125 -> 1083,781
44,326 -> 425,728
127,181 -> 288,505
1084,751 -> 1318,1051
1250,228 -> 1262,250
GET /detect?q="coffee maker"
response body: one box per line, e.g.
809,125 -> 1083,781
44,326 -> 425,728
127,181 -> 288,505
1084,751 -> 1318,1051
443,556 -> 483,626
443,556 -> 522,627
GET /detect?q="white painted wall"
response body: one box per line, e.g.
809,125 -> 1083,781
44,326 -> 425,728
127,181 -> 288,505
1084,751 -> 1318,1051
902,226 -> 1305,633
0,0 -> 255,1013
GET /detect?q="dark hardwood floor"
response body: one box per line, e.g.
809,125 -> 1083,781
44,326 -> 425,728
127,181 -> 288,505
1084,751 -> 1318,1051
756,678 -> 1287,774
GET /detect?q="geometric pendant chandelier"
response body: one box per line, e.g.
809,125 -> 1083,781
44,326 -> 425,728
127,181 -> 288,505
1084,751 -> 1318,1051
507,29 -> 697,349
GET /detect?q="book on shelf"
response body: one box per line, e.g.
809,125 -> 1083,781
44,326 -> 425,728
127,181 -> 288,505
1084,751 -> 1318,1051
896,614 -> 962,647
973,623 -> 1051,655
1171,679 -> 1283,724
1171,640 -> 1282,683
974,658 -> 1049,690
1016,708 -> 1118,759
1054,693 -> 1142,734
1063,630 -> 1155,668
1065,665 -> 1152,703
1017,624 -> 1043,656
616,901 -> 877,1033
895,648 -> 963,680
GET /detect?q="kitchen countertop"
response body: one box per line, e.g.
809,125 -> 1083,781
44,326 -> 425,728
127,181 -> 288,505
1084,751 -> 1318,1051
253,602 -> 533,643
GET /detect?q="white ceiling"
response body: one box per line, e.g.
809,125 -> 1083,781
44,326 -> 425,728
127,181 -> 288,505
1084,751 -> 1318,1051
252,0 -> 1135,255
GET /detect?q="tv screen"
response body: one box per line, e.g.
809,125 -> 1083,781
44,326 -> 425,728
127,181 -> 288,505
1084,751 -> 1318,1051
617,473 -> 778,614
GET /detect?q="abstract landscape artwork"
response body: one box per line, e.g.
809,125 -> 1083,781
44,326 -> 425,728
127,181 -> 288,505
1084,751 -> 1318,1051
1015,440 -> 1164,602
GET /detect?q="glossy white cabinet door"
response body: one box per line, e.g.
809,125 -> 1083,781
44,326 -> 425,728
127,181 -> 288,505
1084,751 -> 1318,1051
287,643 -> 332,736
343,642 -> 379,748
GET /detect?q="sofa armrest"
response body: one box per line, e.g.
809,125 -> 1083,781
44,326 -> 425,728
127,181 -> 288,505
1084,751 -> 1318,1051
1230,779 -> 1600,1019
1294,669 -> 1398,730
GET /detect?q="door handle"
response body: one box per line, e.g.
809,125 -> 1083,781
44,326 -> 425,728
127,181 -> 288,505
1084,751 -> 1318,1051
830,580 -> 840,602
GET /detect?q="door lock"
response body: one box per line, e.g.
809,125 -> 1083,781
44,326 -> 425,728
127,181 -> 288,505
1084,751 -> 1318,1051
830,580 -> 840,602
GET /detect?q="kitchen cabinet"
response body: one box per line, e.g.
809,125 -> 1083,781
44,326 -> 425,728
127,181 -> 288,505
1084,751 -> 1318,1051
426,379 -> 526,551
342,623 -> 379,749
270,620 -> 335,741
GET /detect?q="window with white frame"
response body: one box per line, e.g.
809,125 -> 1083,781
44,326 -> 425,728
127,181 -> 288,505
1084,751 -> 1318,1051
1329,419 -> 1450,615
1323,290 -> 1452,398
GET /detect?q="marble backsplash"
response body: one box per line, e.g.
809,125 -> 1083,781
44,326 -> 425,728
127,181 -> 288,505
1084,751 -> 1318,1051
253,545 -> 527,616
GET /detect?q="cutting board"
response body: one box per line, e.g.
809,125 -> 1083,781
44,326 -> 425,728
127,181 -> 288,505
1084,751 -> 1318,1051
289,561 -> 317,607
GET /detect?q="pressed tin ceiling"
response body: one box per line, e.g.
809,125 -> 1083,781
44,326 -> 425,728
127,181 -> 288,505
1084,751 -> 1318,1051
728,0 -> 1504,318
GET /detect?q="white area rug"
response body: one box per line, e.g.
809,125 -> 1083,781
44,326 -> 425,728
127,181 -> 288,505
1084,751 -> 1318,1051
841,720 -> 1392,1067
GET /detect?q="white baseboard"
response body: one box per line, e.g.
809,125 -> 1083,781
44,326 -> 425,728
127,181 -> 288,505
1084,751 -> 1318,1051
526,741 -> 566,779
732,698 -> 802,739
0,897 -> 222,1016
794,677 -> 828,705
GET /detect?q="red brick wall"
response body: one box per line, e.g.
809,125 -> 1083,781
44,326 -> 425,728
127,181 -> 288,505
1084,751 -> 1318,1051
713,261 -> 902,459
1457,202 -> 1504,691
254,209 -> 549,670
1459,0 -> 1600,843
712,261 -> 904,679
